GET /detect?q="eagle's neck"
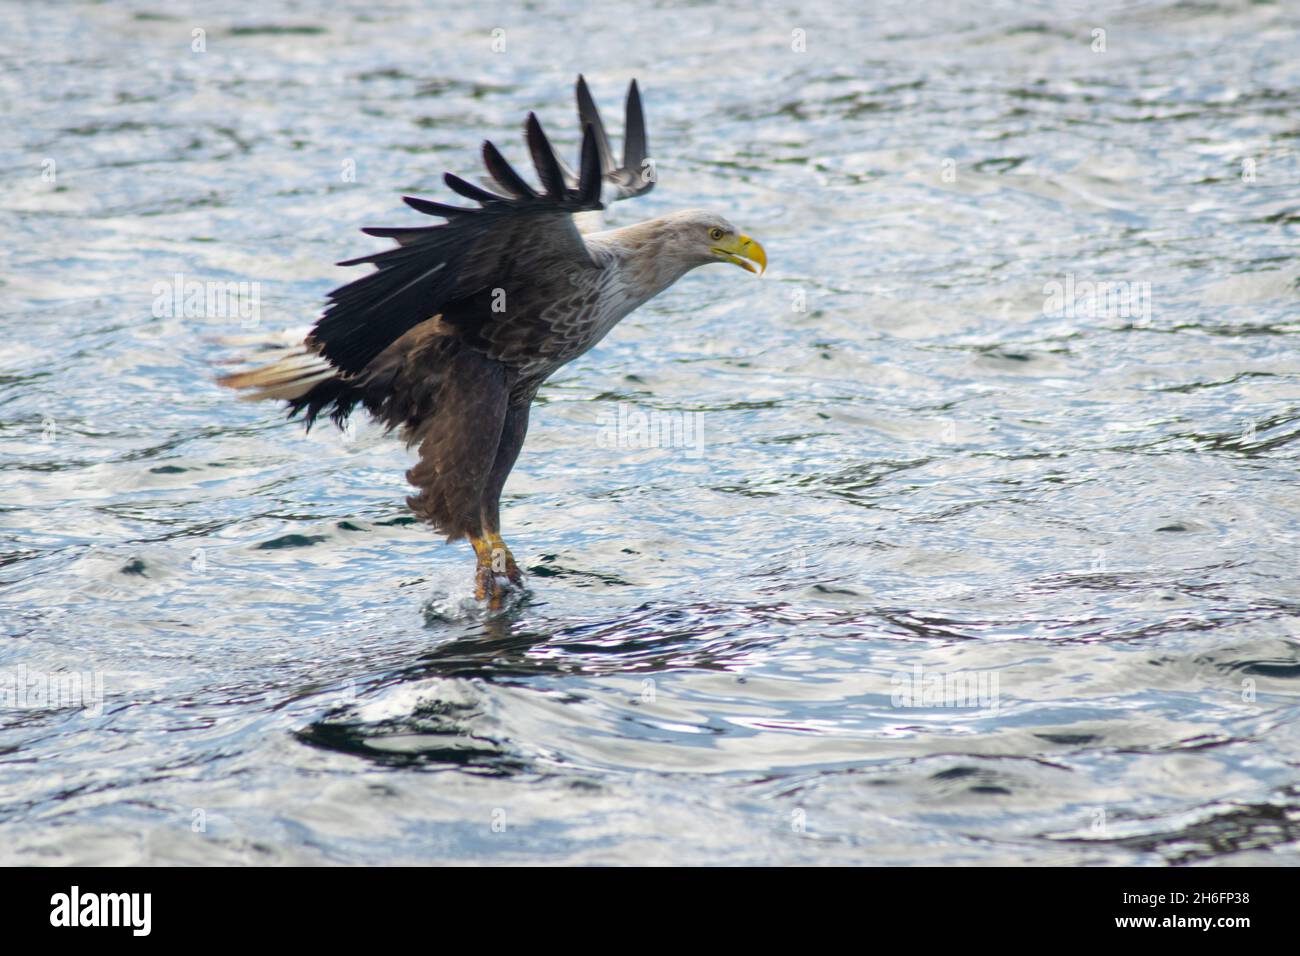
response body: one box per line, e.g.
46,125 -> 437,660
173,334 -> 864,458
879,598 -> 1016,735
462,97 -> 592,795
590,218 -> 703,308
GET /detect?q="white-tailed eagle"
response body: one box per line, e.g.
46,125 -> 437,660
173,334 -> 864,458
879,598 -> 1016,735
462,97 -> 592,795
219,77 -> 766,604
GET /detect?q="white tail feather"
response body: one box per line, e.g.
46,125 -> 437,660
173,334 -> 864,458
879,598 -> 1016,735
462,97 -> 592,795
211,324 -> 314,349
217,346 -> 336,402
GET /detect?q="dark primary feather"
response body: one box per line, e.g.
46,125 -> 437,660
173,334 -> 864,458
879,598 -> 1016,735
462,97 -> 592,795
622,80 -> 648,174
443,171 -> 508,205
400,196 -> 472,218
526,112 -> 567,198
576,76 -> 614,174
482,139 -> 538,199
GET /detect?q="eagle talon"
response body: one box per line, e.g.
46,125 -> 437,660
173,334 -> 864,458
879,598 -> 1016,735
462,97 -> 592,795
472,534 -> 522,605
500,545 -> 525,585
474,564 -> 509,607
504,559 -> 523,586
484,533 -> 524,585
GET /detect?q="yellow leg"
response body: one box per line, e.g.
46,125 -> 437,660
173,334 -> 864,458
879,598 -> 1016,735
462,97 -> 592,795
469,535 -> 501,605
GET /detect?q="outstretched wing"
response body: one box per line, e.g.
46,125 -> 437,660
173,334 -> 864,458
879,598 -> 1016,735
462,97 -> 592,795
308,113 -> 604,377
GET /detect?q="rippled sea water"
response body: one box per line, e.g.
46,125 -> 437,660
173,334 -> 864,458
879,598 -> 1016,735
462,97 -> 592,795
2,0 -> 1299,865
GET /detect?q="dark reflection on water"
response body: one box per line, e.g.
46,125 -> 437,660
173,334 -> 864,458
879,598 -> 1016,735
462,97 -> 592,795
297,701 -> 530,776
1044,790 -> 1300,865
2,0 -> 1299,864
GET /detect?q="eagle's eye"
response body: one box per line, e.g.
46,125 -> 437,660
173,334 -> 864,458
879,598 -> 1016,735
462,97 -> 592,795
708,227 -> 725,242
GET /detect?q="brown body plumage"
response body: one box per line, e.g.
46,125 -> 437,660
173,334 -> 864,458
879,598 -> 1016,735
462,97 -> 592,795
219,77 -> 766,603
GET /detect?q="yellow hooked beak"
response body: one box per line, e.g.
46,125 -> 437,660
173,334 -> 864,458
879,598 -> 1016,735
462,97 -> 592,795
711,233 -> 767,275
